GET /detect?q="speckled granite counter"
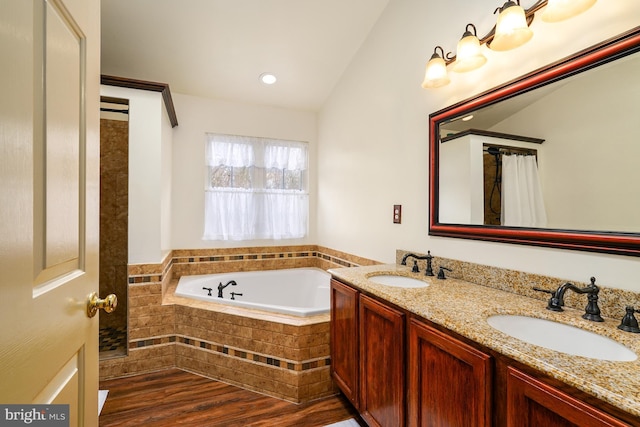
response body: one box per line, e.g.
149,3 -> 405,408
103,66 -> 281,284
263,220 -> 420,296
329,264 -> 640,418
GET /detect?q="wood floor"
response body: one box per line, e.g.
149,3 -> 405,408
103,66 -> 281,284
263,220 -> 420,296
99,368 -> 364,427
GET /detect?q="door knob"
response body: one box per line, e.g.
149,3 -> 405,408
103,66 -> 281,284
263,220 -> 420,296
87,292 -> 117,318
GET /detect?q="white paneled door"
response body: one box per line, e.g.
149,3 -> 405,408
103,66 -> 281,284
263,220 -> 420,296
0,0 -> 101,425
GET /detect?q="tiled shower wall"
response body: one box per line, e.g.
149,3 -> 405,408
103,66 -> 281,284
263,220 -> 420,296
98,245 -> 379,402
99,119 -> 128,330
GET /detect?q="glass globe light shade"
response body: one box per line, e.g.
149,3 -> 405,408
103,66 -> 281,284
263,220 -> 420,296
452,33 -> 487,73
541,0 -> 596,22
421,53 -> 450,88
491,1 -> 533,51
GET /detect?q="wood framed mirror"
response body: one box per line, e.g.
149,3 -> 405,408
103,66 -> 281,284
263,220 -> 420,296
428,26 -> 640,257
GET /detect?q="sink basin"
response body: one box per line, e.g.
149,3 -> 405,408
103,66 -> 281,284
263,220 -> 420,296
487,315 -> 637,361
368,275 -> 429,288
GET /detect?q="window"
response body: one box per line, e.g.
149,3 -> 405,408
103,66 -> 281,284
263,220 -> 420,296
203,133 -> 309,240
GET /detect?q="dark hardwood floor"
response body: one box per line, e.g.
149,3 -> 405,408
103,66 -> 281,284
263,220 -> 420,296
99,368 -> 364,427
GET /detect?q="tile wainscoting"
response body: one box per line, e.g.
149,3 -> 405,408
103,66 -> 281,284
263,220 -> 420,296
98,245 -> 379,403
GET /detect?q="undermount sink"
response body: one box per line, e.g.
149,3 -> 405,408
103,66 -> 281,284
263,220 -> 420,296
368,274 -> 429,288
487,315 -> 637,362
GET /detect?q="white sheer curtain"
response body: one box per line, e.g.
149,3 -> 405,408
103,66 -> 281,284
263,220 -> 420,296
501,154 -> 547,227
203,134 -> 308,240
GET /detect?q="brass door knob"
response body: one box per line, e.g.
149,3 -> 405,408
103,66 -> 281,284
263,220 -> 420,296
87,292 -> 117,318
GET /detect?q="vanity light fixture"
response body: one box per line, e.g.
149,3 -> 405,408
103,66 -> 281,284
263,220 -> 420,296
452,24 -> 487,72
490,0 -> 534,51
541,0 -> 596,22
421,0 -> 597,89
421,46 -> 450,89
260,73 -> 277,85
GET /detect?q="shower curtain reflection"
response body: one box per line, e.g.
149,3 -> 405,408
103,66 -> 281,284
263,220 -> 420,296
502,154 -> 548,227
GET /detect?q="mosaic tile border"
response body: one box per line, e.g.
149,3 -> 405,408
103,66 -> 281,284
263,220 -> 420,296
128,334 -> 331,372
127,246 -> 374,284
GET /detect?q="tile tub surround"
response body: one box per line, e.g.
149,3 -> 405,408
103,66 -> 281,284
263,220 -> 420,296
330,262 -> 640,418
99,245 -> 379,402
167,289 -> 335,403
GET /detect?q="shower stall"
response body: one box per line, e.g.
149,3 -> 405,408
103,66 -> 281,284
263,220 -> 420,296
99,97 -> 129,358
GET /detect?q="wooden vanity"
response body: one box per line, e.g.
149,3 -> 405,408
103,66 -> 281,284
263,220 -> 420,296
329,268 -> 640,427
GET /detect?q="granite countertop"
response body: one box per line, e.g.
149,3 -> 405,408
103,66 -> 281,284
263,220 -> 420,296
328,264 -> 640,418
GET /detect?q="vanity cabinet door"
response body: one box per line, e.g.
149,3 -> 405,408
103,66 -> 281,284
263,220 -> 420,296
330,279 -> 359,407
408,318 -> 492,427
506,367 -> 632,427
359,294 -> 405,427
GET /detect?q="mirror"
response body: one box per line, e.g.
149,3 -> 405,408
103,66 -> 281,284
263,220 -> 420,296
429,27 -> 640,256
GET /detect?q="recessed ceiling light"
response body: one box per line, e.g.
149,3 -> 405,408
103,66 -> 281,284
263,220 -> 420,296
260,73 -> 277,85
462,114 -> 474,121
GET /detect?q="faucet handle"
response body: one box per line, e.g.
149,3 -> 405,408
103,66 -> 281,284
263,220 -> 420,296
533,286 -> 553,295
533,287 -> 563,312
412,260 -> 419,273
618,306 -> 640,333
437,266 -> 452,280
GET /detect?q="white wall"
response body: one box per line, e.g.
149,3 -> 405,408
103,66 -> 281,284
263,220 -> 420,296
100,85 -> 173,264
170,93 -> 318,249
317,0 -> 640,290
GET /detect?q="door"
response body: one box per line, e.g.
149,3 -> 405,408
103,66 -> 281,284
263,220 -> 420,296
359,294 -> 405,427
408,318 -> 492,427
506,367 -> 631,427
330,279 -> 359,407
0,0 -> 100,425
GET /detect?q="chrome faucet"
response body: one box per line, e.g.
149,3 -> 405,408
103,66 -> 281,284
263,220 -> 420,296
535,277 -> 603,322
218,280 -> 237,298
401,251 -> 435,276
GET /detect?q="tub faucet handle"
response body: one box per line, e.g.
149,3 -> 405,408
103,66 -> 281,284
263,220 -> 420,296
202,287 -> 213,296
230,292 -> 243,300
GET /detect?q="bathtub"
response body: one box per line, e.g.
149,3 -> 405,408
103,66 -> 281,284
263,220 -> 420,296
175,267 -> 331,316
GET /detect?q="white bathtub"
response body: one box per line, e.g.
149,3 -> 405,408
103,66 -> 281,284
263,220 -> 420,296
175,267 -> 331,317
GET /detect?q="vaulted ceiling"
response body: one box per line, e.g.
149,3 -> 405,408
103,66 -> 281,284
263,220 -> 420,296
101,0 -> 391,112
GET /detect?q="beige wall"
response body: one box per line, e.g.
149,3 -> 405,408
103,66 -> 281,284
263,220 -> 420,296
317,0 -> 640,290
170,93 -> 318,250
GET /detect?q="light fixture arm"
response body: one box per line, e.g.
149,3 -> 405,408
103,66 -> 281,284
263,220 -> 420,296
464,23 -> 479,37
432,45 -> 446,60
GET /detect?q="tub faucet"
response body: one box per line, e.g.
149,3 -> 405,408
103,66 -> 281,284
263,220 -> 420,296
218,280 -> 237,298
535,277 -> 603,322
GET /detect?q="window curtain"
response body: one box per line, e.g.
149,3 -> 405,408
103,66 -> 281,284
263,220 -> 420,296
203,134 -> 308,240
501,154 -> 547,227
